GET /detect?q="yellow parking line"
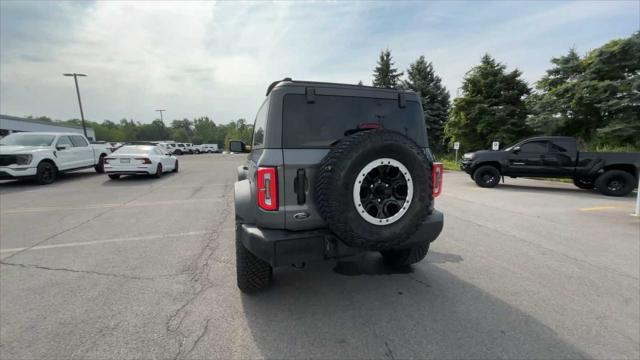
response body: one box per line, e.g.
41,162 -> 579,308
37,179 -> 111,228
579,205 -> 620,212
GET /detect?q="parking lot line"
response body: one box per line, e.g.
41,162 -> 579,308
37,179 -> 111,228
0,229 -> 233,254
1,198 -> 224,215
579,205 -> 622,212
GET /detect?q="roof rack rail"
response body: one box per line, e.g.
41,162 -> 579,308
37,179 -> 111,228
266,77 -> 292,96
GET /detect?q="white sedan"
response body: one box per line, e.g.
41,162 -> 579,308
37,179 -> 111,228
104,145 -> 178,179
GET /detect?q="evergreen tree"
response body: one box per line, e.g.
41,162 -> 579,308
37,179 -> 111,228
372,49 -> 403,88
528,32 -> 640,147
402,56 -> 450,153
445,54 -> 531,151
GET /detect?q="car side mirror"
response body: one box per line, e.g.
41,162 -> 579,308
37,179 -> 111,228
229,140 -> 248,153
57,144 -> 70,151
512,146 -> 521,154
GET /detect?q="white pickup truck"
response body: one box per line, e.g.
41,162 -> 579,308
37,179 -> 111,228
0,132 -> 112,184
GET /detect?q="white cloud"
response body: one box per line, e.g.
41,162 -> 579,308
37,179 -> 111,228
1,1 -> 638,124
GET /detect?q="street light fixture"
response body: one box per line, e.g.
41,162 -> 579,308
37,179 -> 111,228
63,73 -> 88,138
156,109 -> 166,123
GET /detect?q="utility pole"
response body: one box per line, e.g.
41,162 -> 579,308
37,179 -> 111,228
63,73 -> 88,138
156,109 -> 166,123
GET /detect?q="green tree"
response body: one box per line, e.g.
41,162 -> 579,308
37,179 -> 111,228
445,54 -> 531,151
372,49 -> 403,89
528,32 -> 640,147
402,56 -> 450,153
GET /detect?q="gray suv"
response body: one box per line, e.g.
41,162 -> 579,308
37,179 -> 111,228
234,79 -> 444,293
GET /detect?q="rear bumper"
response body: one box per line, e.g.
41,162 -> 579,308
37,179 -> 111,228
105,165 -> 154,175
237,210 -> 444,268
0,166 -> 38,180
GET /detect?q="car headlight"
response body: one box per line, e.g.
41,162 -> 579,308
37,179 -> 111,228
462,153 -> 475,160
15,154 -> 33,165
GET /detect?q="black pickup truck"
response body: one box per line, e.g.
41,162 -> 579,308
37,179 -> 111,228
460,136 -> 639,196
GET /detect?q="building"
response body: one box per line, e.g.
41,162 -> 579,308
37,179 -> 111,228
0,114 -> 96,140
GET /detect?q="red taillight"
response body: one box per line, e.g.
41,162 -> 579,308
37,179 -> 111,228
432,162 -> 443,197
135,157 -> 152,164
257,167 -> 278,211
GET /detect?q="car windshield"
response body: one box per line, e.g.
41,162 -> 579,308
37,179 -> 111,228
113,145 -> 155,155
0,133 -> 56,146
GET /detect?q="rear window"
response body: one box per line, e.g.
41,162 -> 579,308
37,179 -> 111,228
70,136 -> 88,147
114,146 -> 154,154
282,94 -> 426,148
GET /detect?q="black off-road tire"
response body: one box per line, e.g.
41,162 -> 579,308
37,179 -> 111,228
315,129 -> 432,251
381,241 -> 430,267
236,238 -> 272,293
94,155 -> 106,173
108,174 -> 120,180
573,177 -> 594,190
174,149 -> 183,155
154,164 -> 163,178
35,161 -> 57,185
595,170 -> 636,197
172,160 -> 179,173
473,165 -> 501,188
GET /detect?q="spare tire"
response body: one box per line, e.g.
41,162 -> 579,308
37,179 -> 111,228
315,129 -> 432,250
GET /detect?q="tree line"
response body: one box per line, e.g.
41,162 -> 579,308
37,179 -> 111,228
371,32 -> 639,154
27,116 -> 254,148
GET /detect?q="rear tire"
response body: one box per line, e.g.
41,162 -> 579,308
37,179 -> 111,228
473,165 -> 500,188
172,160 -> 179,172
35,161 -> 57,185
174,149 -> 183,155
381,242 -> 430,267
573,177 -> 594,190
94,155 -> 106,173
236,238 -> 272,293
154,164 -> 163,178
595,170 -> 636,197
108,174 -> 120,180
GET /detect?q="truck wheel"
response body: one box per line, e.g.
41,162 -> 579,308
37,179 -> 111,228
236,238 -> 272,293
595,170 -> 636,197
315,129 -> 432,251
172,160 -> 179,173
381,241 -> 430,267
108,174 -> 120,180
94,155 -> 106,173
35,161 -> 57,185
573,177 -> 594,190
175,149 -> 182,155
154,164 -> 163,178
473,165 -> 500,188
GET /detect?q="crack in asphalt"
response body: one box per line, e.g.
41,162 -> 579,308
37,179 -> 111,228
384,341 -> 396,360
165,184 -> 234,360
0,261 -> 185,281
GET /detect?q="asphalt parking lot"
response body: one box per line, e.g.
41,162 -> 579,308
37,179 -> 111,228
1,154 -> 638,359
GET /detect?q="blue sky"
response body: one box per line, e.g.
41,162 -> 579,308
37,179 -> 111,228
1,1 -> 638,124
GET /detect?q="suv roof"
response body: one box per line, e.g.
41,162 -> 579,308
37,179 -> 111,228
267,78 -> 417,96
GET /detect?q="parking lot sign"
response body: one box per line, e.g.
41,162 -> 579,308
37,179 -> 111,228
453,142 -> 460,150
492,141 -> 500,151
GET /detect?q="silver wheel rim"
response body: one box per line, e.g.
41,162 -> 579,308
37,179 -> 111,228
352,158 -> 413,226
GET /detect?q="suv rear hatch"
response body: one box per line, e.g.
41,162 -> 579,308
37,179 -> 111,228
280,89 -> 428,231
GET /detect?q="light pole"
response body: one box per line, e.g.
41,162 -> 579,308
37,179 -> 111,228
156,109 -> 166,123
63,73 -> 88,138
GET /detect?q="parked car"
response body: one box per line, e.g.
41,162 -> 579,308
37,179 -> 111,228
184,143 -> 195,154
0,132 -> 112,184
173,143 -> 187,155
104,145 -> 178,179
233,78 -> 444,293
201,144 -> 220,153
460,136 -> 640,196
157,142 -> 175,154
